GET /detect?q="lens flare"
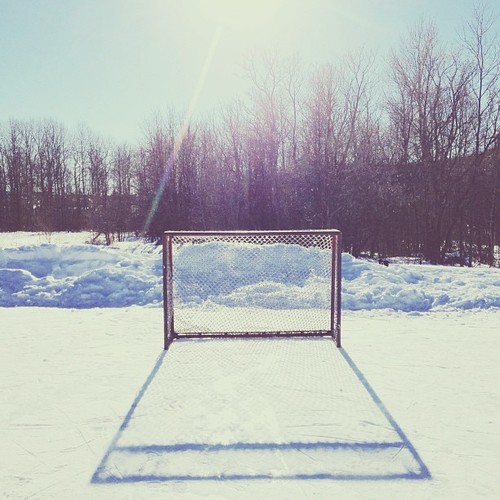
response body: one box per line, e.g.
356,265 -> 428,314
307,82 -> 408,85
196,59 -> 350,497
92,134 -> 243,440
143,24 -> 223,233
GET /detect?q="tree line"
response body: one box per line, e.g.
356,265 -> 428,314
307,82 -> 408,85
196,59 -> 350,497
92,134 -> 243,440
1,10 -> 498,264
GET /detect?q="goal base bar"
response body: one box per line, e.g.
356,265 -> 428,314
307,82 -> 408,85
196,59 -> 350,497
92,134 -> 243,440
175,330 -> 338,339
165,330 -> 341,350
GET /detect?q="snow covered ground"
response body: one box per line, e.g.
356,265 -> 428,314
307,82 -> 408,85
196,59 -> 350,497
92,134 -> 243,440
1,232 -> 499,499
1,232 -> 499,312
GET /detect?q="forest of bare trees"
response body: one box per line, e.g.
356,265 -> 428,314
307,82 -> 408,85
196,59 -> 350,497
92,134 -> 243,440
1,10 -> 498,264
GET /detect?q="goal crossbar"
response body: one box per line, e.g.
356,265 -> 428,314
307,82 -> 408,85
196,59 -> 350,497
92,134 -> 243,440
162,229 -> 342,348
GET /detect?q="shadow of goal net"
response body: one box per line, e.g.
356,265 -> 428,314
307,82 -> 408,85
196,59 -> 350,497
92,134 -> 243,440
92,338 -> 429,482
162,230 -> 342,349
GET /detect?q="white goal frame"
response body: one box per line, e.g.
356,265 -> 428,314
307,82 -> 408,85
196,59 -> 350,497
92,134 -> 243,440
162,230 -> 342,349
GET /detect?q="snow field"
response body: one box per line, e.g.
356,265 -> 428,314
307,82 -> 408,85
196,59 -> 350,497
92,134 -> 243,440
1,233 -> 499,498
1,307 -> 499,498
94,338 -> 423,482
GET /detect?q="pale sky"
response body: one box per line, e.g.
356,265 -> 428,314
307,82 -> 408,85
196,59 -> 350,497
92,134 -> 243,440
0,0 -> 498,144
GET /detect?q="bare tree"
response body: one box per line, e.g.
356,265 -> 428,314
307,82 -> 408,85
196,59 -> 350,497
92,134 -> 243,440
244,52 -> 283,228
35,120 -> 68,230
301,48 -> 377,245
86,132 -> 112,242
109,144 -> 137,240
138,111 -> 178,235
0,121 -> 34,229
461,1 -> 500,264
387,20 -> 475,262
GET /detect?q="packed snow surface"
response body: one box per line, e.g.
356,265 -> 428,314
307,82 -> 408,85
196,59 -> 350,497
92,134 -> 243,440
1,232 -> 499,499
2,307 -> 499,499
0,232 -> 498,312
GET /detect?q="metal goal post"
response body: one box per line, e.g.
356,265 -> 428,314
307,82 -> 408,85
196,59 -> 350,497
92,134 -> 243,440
162,230 -> 342,349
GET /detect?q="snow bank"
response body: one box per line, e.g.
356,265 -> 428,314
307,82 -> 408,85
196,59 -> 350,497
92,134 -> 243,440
0,233 -> 498,311
0,239 -> 163,308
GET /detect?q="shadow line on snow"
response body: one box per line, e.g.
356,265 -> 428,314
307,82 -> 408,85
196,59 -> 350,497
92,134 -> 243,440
91,344 -> 430,483
339,349 -> 431,481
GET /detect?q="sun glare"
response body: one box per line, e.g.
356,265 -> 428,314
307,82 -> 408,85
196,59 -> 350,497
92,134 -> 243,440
203,0 -> 286,30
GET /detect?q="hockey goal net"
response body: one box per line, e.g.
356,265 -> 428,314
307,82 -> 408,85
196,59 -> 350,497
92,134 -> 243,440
162,230 -> 342,348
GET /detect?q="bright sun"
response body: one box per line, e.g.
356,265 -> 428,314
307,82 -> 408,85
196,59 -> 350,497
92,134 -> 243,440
202,0 -> 287,30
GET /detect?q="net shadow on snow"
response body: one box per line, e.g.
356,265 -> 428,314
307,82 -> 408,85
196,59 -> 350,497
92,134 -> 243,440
91,341 -> 430,483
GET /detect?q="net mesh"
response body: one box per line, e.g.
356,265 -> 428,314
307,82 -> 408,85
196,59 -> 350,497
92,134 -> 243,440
164,231 -> 340,338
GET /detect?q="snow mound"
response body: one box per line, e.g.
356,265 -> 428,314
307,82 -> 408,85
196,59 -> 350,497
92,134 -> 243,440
0,233 -> 498,311
0,240 -> 163,308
